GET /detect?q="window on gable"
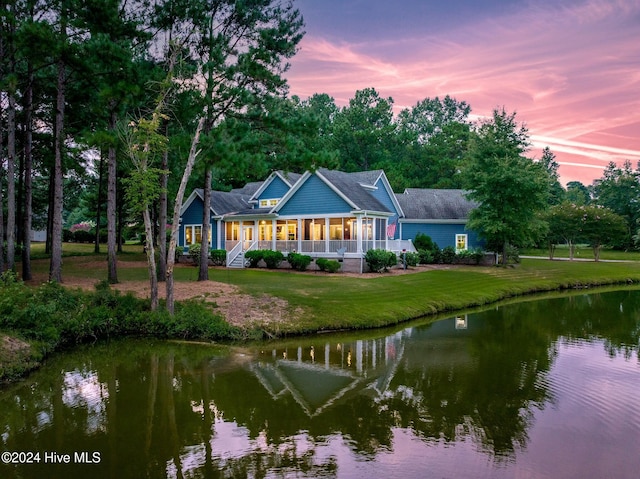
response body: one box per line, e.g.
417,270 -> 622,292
259,198 -> 279,207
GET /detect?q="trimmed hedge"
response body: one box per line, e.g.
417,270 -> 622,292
316,257 -> 341,273
365,249 -> 398,273
287,252 -> 312,271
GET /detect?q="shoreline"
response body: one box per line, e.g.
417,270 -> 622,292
4,258 -> 640,385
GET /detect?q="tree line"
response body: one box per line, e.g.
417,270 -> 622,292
1,1 -> 638,304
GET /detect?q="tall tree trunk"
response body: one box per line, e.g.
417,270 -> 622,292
157,124 -> 168,282
0,163 -> 4,273
6,89 -> 17,271
49,53 -> 66,283
45,170 -> 54,254
0,103 -> 4,272
502,240 -> 508,266
166,117 -> 205,314
94,152 -> 104,253
22,64 -> 34,280
198,168 -> 212,281
107,108 -> 118,282
142,207 -> 158,310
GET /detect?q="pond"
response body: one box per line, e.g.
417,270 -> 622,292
2,289 -> 640,479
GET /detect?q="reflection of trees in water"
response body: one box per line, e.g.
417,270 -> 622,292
2,291 -> 640,477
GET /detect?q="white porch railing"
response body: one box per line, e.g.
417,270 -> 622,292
226,242 -> 243,267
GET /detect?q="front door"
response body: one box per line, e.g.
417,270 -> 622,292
242,225 -> 254,251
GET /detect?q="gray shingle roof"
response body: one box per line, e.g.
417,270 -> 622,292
195,189 -> 251,216
317,168 -> 392,213
231,181 -> 263,196
397,189 -> 477,220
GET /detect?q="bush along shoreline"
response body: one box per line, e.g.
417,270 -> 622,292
0,272 -> 240,384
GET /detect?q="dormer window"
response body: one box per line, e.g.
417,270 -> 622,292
259,198 -> 279,207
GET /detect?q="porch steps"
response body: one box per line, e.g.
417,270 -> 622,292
228,252 -> 246,268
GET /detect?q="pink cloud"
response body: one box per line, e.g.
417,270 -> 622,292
286,0 -> 640,185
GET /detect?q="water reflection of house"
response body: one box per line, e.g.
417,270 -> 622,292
252,332 -> 406,417
251,318 -> 478,416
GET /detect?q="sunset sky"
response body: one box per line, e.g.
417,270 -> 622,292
284,0 -> 640,186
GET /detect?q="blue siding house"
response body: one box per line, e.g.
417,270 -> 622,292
178,168 -> 482,269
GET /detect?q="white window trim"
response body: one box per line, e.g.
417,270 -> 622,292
259,198 -> 279,207
456,234 -> 468,252
184,224 -> 212,247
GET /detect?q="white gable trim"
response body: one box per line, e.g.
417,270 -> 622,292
376,171 -> 405,218
272,170 -> 360,213
179,189 -> 204,216
249,170 -> 295,202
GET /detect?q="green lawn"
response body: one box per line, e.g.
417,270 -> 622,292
204,261 -> 640,333
520,245 -> 640,261
23,245 -> 640,335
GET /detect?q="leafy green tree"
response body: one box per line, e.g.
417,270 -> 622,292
566,181 -> 590,205
331,88 -> 397,172
463,109 -> 550,264
592,160 -> 640,249
539,146 -> 564,205
396,95 -> 471,144
578,205 -> 627,261
155,0 -> 305,313
541,202 -> 584,259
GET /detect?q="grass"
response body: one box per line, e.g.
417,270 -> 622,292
520,245 -> 640,261
5,244 -> 640,383
18,242 -> 640,335
13,243 -> 640,335
204,260 -> 640,334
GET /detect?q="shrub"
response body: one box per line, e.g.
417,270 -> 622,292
262,250 -> 284,269
402,251 -> 420,267
63,229 -> 73,242
442,245 -> 457,264
73,230 -> 94,243
210,249 -> 226,266
365,249 -> 398,273
418,249 -> 434,264
287,252 -> 312,271
244,250 -> 264,268
188,242 -> 202,263
414,233 -> 435,251
316,257 -> 341,273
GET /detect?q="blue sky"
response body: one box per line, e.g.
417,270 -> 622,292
285,0 -> 640,184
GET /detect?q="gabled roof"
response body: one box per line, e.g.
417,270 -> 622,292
273,168 -> 394,215
249,170 -> 304,202
180,188 -> 251,217
318,169 -> 395,213
397,189 -> 477,220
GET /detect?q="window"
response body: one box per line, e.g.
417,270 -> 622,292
456,234 -> 468,251
185,225 -> 211,246
303,219 -> 325,240
259,198 -> 279,207
276,220 -> 297,241
259,221 -> 273,241
226,222 -> 240,241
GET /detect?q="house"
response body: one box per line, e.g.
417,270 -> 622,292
178,168 -> 482,271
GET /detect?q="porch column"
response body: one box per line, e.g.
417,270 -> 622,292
384,218 -> 388,251
297,219 -> 302,252
356,216 -> 363,253
372,218 -> 377,249
325,216 -> 330,253
272,219 -> 277,251
216,220 -> 222,250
